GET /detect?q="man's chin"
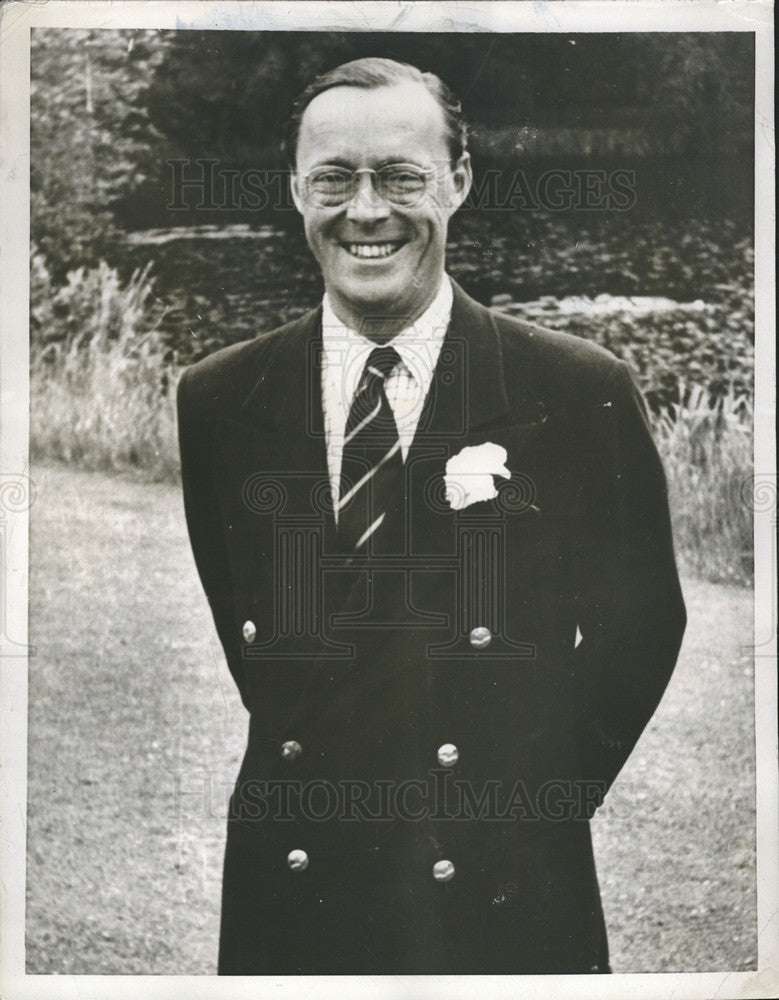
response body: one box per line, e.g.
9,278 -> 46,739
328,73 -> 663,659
335,275 -> 419,322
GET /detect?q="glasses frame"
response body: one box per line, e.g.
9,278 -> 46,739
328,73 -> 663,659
299,162 -> 441,208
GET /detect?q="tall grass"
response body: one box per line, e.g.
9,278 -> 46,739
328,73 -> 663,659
29,254 -> 754,584
30,255 -> 180,480
654,384 -> 752,585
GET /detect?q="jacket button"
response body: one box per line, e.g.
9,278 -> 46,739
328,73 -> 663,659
437,743 -> 459,767
242,620 -> 257,643
281,740 -> 302,761
287,849 -> 309,871
469,626 -> 491,649
433,859 -> 455,882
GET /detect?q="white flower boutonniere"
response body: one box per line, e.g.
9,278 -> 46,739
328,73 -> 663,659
444,442 -> 511,511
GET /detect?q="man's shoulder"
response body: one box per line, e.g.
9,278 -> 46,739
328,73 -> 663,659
494,307 -> 621,374
456,284 -> 627,407
176,307 -> 319,416
498,310 -> 629,412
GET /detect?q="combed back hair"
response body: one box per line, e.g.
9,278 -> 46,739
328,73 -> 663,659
283,57 -> 469,168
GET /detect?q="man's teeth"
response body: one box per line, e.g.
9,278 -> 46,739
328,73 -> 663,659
346,243 -> 400,259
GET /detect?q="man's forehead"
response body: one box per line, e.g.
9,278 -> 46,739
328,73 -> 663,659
296,81 -> 449,164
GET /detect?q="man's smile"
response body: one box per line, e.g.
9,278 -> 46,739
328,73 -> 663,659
341,240 -> 407,260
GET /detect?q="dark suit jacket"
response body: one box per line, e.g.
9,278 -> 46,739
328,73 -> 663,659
177,279 -> 686,975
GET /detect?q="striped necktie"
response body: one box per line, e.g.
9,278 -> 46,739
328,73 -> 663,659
336,346 -> 405,553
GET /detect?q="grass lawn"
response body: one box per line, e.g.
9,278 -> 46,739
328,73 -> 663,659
25,463 -> 756,974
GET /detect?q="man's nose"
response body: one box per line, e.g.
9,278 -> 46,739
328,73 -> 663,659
345,171 -> 391,223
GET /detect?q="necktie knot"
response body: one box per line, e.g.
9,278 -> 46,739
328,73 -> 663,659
361,346 -> 401,390
346,347 -> 401,431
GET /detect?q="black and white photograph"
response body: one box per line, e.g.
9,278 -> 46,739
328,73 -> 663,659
0,1 -> 775,996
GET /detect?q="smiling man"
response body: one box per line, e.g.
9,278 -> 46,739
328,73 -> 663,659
178,57 -> 686,975
289,69 -> 471,342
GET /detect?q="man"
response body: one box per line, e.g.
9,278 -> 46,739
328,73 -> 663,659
177,57 -> 686,975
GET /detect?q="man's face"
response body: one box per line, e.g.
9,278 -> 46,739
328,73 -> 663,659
291,81 -> 472,333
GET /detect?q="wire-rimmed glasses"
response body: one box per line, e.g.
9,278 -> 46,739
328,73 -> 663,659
299,163 -> 438,208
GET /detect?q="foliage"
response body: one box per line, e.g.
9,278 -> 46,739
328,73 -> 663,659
634,33 -> 754,156
139,31 -> 753,159
466,214 -> 754,412
30,252 -> 179,480
125,31 -> 752,226
448,214 -> 754,308
30,28 -> 170,279
497,298 -> 754,414
30,29 -> 753,270
653,387 -> 753,585
31,245 -> 167,354
29,245 -> 753,585
119,216 -> 753,418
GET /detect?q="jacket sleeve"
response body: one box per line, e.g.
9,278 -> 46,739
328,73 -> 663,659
177,367 -> 249,709
571,359 -> 686,807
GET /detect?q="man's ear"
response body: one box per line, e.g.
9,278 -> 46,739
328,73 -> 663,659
290,170 -> 305,215
446,152 -> 473,214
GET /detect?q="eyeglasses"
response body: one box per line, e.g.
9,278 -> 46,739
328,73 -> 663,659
300,163 -> 438,208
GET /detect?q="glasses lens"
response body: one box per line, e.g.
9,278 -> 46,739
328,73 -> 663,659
378,165 -> 428,205
307,168 -> 353,207
304,165 -> 430,206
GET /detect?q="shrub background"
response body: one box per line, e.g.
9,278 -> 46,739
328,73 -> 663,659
30,220 -> 754,585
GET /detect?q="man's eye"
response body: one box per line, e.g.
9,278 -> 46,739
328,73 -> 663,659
313,170 -> 350,187
383,168 -> 424,187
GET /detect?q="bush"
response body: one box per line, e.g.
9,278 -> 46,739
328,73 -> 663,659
495,295 -> 754,412
30,252 -> 180,480
30,248 -> 753,585
654,385 -> 752,585
448,215 -> 753,306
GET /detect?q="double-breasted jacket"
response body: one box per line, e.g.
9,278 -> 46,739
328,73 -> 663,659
177,280 -> 686,974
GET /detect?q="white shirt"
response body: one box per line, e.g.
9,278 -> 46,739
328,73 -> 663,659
321,276 -> 453,513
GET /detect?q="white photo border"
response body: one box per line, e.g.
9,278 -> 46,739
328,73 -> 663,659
1,2 -> 775,998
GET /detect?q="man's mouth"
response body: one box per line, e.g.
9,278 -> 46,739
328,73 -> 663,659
342,241 -> 405,260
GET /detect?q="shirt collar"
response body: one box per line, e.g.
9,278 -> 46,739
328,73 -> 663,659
321,276 -> 453,402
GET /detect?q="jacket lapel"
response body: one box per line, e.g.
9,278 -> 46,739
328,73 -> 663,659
237,305 -> 329,501
210,308 -> 349,654
405,280 -> 546,555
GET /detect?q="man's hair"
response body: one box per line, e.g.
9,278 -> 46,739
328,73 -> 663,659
283,57 -> 469,168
